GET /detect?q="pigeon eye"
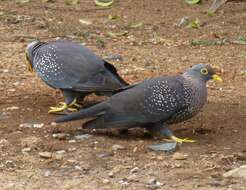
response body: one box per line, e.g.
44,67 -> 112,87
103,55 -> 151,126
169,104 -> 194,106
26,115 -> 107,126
201,68 -> 208,75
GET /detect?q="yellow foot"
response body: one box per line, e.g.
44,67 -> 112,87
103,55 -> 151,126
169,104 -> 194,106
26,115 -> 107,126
171,136 -> 196,143
48,99 -> 81,114
70,99 -> 82,109
48,102 -> 68,113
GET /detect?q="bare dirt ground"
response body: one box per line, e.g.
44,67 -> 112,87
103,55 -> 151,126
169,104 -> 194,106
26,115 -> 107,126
0,0 -> 246,189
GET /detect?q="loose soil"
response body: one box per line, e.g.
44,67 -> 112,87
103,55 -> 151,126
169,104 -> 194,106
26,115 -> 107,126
0,0 -> 245,189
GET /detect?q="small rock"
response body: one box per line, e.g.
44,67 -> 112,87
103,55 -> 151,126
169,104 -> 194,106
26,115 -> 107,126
148,142 -> 177,152
127,174 -> 139,182
51,122 -> 57,126
5,160 -> 15,168
172,152 -> 187,160
74,134 -> 91,140
20,123 -> 44,128
68,147 -> 77,152
223,165 -> 246,179
55,150 -> 66,154
176,16 -> 189,27
33,123 -> 44,128
102,178 -> 110,184
6,106 -> 19,111
39,152 -> 52,159
147,178 -> 162,190
118,178 -> 129,186
75,165 -> 82,170
97,152 -> 114,158
7,89 -> 16,92
79,19 -> 92,25
112,144 -> 125,151
53,154 -> 63,160
52,133 -> 70,140
44,170 -> 51,177
108,171 -> 114,178
68,140 -> 76,143
103,54 -> 123,62
22,147 -> 31,152
130,167 -> 139,174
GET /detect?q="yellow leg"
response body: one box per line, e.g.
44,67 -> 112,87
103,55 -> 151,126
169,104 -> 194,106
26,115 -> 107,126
69,98 -> 82,108
170,135 -> 196,143
48,99 -> 80,114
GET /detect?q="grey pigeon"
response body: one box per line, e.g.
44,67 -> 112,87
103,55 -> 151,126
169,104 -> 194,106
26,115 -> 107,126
25,39 -> 128,114
55,64 -> 222,142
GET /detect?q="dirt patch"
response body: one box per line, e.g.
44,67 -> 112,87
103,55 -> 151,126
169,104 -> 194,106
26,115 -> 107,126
0,0 -> 245,189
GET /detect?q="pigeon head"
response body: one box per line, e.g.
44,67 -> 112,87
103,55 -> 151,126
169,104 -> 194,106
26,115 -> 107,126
185,64 -> 222,82
25,40 -> 45,72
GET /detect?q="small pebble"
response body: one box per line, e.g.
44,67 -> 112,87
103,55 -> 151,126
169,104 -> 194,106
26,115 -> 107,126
52,133 -> 70,140
97,152 -> 114,158
118,178 -> 129,186
68,140 -> 76,143
39,152 -> 52,159
33,123 -> 44,128
53,154 -> 63,160
74,134 -> 91,140
6,106 -> 19,111
44,170 -> 51,177
148,142 -> 177,152
75,165 -> 82,170
127,174 -> 139,182
51,122 -> 57,126
172,152 -> 188,160
68,147 -> 77,152
108,172 -> 114,178
112,144 -> 125,151
147,178 -> 162,190
20,123 -> 44,128
22,147 -> 31,152
102,178 -> 110,184
55,150 -> 66,154
130,167 -> 139,174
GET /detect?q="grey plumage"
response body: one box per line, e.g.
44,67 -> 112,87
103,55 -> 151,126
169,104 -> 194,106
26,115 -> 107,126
26,39 -> 128,108
55,64 -> 221,141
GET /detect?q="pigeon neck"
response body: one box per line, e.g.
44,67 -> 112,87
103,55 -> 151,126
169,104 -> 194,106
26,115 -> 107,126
182,72 -> 206,83
31,42 -> 46,56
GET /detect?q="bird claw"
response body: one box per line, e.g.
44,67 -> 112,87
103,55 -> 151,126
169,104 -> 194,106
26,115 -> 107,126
171,136 -> 196,143
67,107 -> 79,112
48,101 -> 79,114
48,102 -> 68,114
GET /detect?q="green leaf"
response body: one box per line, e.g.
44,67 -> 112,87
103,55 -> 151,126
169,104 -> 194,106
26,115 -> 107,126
108,14 -> 119,20
207,11 -> 214,17
187,19 -> 200,29
94,0 -> 114,7
185,0 -> 201,5
64,0 -> 79,5
107,31 -> 128,37
16,0 -> 30,4
129,22 -> 143,28
79,19 -> 92,25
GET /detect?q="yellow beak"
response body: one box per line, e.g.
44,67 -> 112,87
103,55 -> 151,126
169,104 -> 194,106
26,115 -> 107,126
25,51 -> 33,72
212,74 -> 222,82
27,63 -> 33,72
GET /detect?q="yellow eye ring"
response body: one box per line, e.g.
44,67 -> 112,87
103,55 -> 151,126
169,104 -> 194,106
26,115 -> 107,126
201,68 -> 208,75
